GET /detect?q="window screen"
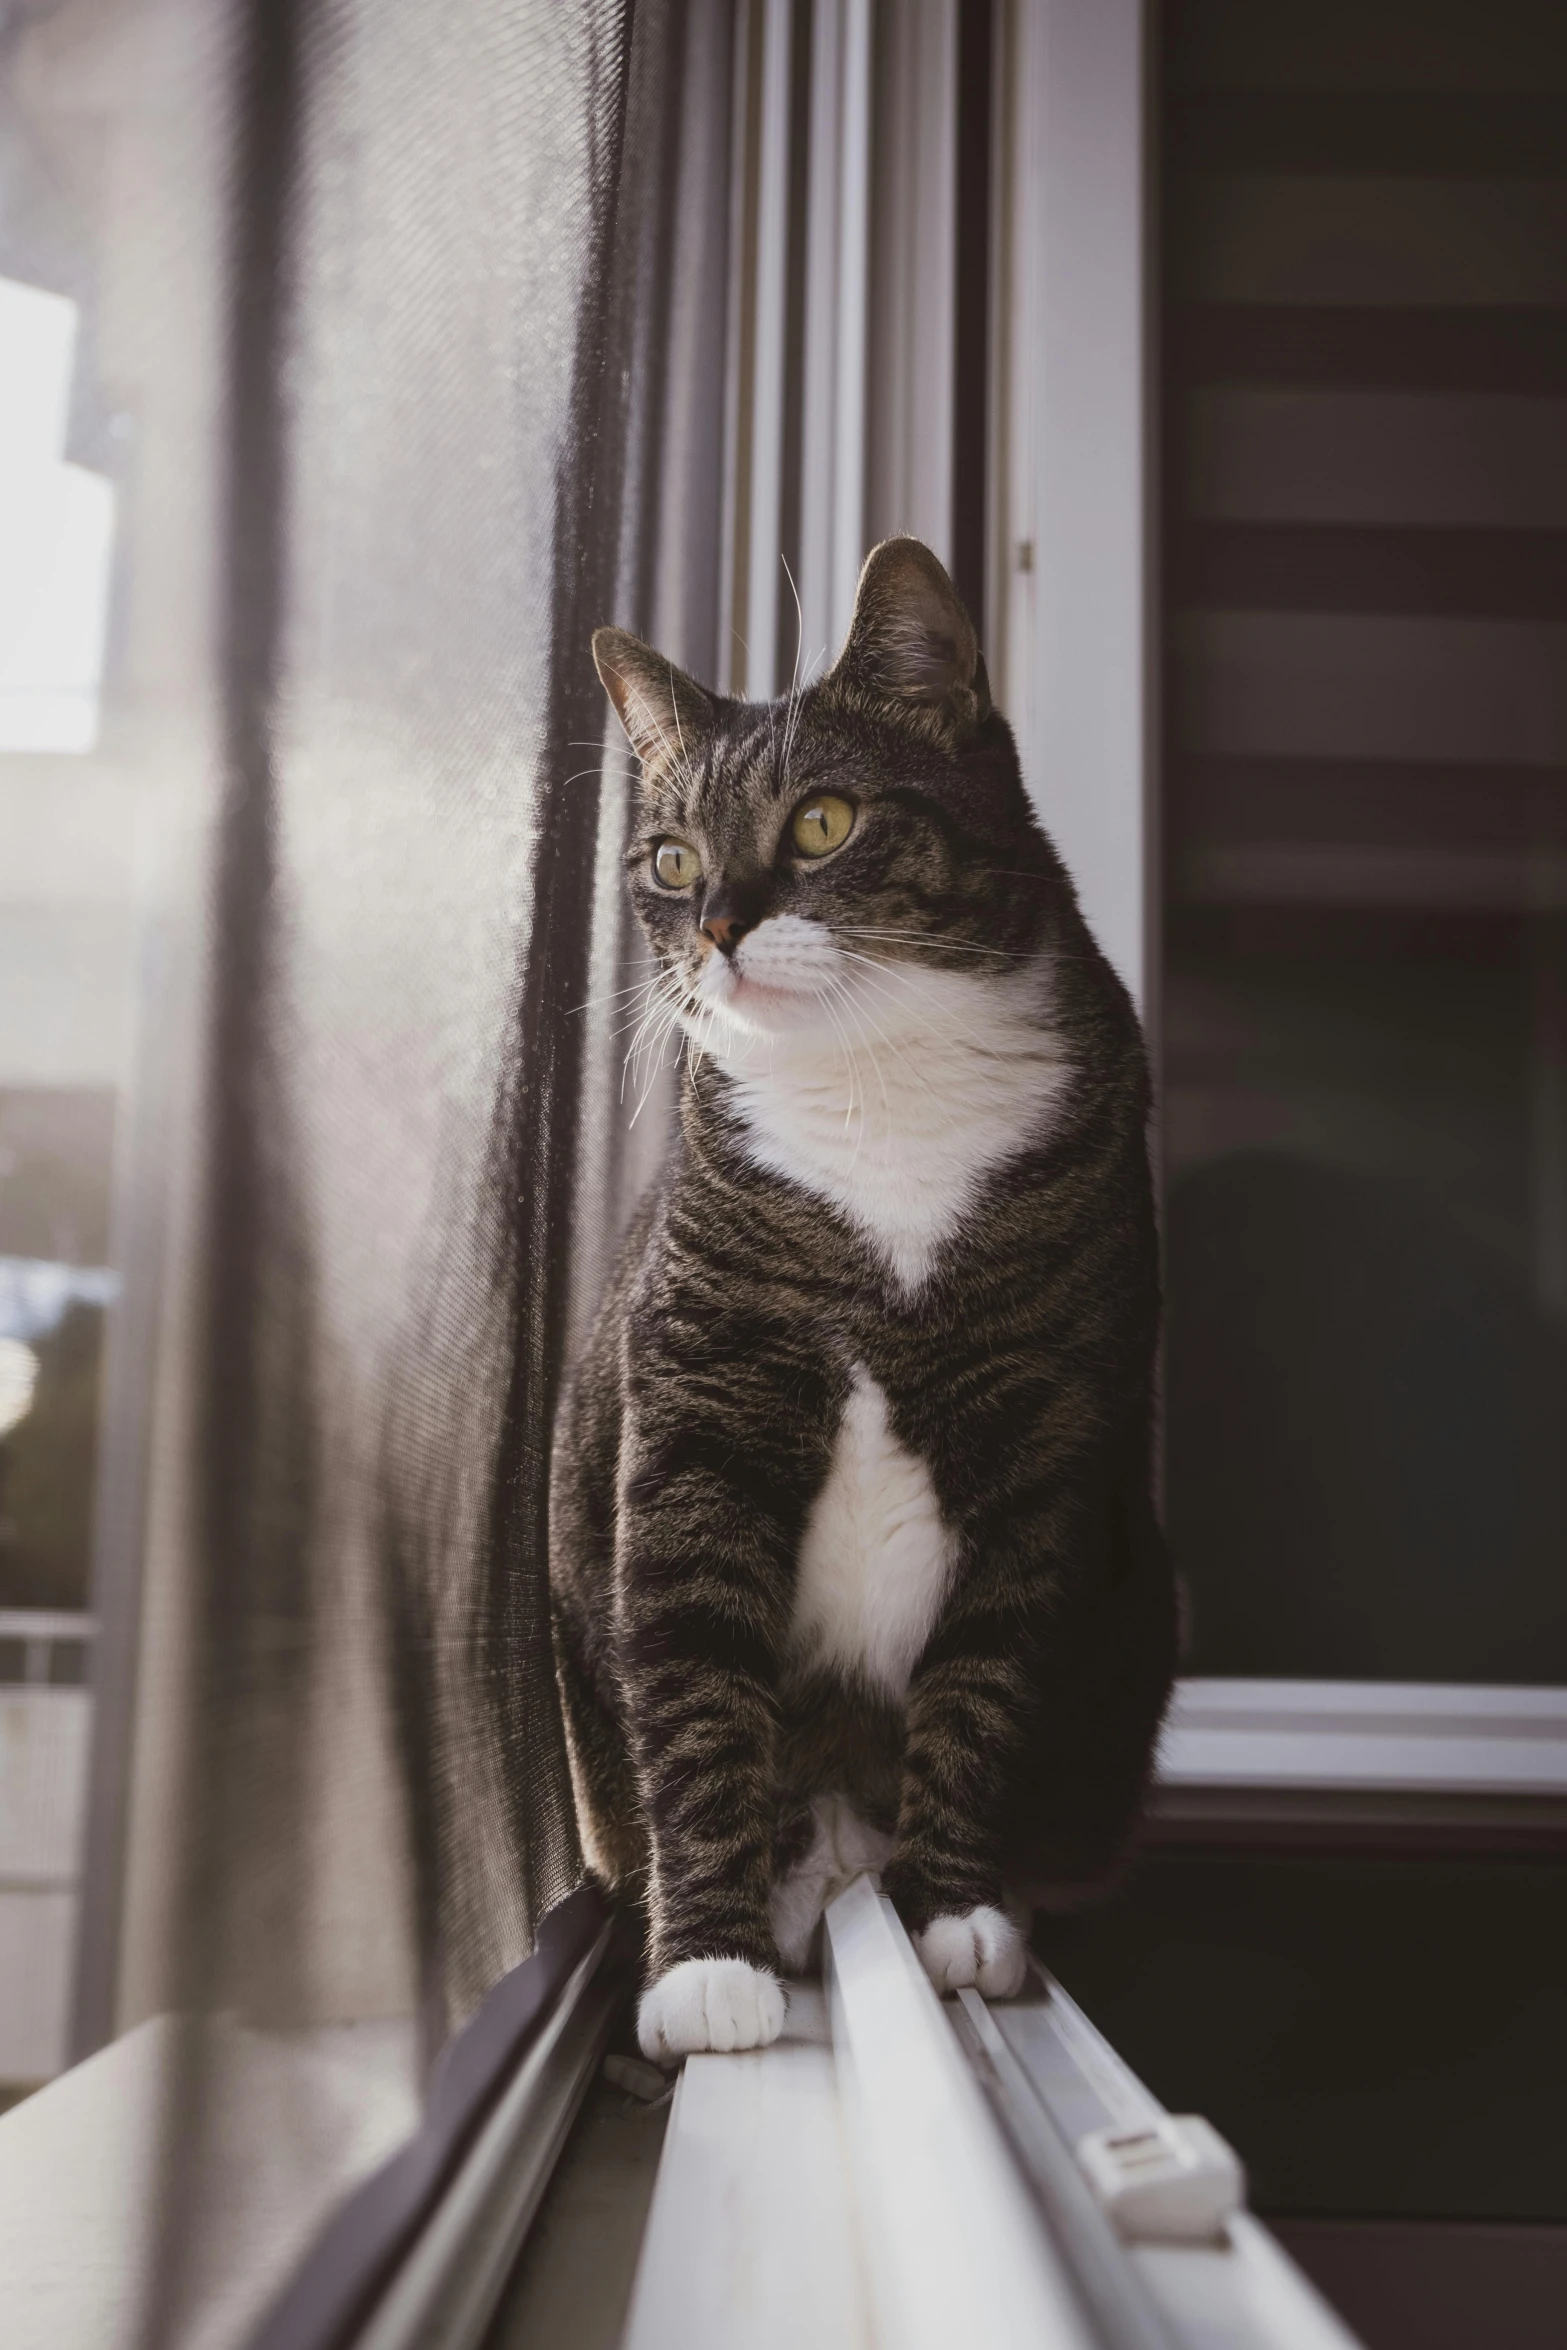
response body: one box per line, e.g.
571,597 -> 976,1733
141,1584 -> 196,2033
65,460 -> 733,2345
3,0 -> 733,2341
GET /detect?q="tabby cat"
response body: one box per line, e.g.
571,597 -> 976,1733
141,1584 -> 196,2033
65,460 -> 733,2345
550,538 -> 1175,2061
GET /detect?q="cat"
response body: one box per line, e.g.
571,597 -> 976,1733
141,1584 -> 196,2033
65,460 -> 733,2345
550,537 -> 1176,2062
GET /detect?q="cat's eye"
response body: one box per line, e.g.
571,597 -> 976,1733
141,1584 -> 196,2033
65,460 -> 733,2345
652,837 -> 702,890
790,793 -> 854,858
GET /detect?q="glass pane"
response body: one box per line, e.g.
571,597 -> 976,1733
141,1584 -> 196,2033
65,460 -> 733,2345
1161,2 -> 1567,1681
1,139 -> 126,2101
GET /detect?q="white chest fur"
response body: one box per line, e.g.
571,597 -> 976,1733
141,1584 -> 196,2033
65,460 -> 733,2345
705,934 -> 1071,1290
789,1367 -> 955,1698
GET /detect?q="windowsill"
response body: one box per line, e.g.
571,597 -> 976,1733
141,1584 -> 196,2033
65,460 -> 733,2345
0,2011 -> 418,2350
1162,1677 -> 1567,1793
1153,1678 -> 1567,1847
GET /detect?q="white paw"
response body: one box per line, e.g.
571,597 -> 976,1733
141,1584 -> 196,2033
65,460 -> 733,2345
913,1905 -> 1028,1999
637,1957 -> 787,2062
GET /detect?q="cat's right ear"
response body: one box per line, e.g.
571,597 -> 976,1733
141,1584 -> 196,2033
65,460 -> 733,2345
832,537 -> 990,728
592,628 -> 714,773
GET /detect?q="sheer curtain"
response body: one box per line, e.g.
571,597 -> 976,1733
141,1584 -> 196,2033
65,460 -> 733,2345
0,0 -> 730,2343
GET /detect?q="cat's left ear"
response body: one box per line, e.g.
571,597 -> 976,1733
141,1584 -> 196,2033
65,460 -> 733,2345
592,627 -> 714,772
831,537 -> 991,727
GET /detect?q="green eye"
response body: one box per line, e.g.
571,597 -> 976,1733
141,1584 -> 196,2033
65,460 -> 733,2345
790,793 -> 854,858
653,838 -> 702,890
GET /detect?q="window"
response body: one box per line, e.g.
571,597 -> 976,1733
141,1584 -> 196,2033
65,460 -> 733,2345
1160,2 -> 1567,1693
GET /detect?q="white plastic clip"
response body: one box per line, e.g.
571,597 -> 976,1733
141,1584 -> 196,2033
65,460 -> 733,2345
1075,2114 -> 1244,2242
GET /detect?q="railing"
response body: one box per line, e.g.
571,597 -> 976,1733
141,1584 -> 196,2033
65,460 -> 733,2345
0,1609 -> 96,1688
0,1611 -> 95,2084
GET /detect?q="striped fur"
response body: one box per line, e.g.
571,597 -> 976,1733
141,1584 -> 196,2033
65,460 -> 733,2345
551,541 -> 1176,2055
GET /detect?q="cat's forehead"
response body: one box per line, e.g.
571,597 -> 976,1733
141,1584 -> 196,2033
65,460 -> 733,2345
649,696 -> 846,835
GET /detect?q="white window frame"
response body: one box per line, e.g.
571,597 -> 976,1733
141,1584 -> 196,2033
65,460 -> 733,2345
1159,1679 -> 1567,1834
989,0 -> 1153,1016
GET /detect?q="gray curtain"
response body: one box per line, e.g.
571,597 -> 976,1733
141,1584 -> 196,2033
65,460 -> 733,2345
0,0 -> 733,2339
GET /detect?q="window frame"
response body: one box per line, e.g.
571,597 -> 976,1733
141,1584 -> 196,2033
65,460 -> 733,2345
986,0 -> 1567,1814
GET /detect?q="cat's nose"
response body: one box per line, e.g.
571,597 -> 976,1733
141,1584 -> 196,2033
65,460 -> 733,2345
699,884 -> 761,956
701,910 -> 750,955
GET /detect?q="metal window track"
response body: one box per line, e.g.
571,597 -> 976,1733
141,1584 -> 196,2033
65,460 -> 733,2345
307,1872 -> 1363,2350
243,1887 -> 620,2350
964,1957 -> 1360,2350
350,1930 -> 619,2350
1160,1679 -> 1567,1800
619,1874 -> 1364,2350
1153,1678 -> 1567,1851
250,1669 -> 1567,2350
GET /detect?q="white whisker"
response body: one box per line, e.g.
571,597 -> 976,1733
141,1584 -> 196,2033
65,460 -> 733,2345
621,975 -> 689,1104
822,974 -> 893,1142
779,556 -> 806,791
570,963 -> 670,1019
828,973 -> 953,1128
833,927 -> 1019,962
831,952 -> 995,1055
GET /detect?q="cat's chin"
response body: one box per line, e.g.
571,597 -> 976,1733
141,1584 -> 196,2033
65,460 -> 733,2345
686,973 -> 832,1049
686,912 -> 848,1047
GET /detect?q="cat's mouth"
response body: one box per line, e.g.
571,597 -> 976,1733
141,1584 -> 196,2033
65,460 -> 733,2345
681,930 -> 841,1052
696,958 -> 822,1039
687,914 -> 845,1042
719,965 -> 814,1005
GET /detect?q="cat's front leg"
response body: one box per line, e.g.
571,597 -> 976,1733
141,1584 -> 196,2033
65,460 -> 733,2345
616,1394 -> 809,2062
880,1552 -> 1039,2001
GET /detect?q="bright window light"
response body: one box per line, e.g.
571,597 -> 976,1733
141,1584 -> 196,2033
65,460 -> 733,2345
0,276 -> 116,754
0,1334 -> 39,1437
0,1255 -> 120,1340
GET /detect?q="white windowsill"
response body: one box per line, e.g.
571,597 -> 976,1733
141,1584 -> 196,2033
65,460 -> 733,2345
1160,1678 -> 1567,1798
0,2011 -> 419,2350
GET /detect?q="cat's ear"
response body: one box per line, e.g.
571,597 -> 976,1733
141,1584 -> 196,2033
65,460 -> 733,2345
833,537 -> 991,725
592,627 -> 714,770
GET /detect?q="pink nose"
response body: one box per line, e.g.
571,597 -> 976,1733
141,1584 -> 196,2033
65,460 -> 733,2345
701,912 -> 750,954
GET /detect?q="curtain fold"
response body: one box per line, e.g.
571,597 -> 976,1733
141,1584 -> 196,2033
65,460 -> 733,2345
112,1 -> 732,2339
